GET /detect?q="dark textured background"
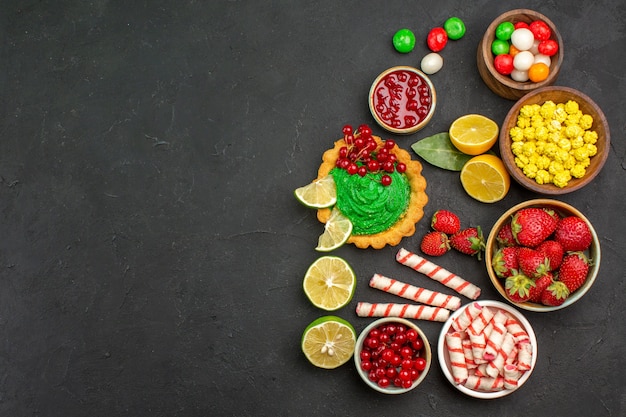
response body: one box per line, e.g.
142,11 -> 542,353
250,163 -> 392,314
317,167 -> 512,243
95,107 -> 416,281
1,1 -> 625,416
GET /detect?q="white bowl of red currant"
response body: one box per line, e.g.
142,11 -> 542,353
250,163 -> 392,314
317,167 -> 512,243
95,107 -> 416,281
354,318 -> 431,394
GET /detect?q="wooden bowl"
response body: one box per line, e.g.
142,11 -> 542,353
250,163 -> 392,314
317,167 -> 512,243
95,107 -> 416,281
369,66 -> 436,135
500,86 -> 610,194
485,199 -> 601,312
477,9 -> 564,100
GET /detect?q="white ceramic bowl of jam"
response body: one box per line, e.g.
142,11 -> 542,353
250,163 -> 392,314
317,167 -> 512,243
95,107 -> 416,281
368,66 -> 436,135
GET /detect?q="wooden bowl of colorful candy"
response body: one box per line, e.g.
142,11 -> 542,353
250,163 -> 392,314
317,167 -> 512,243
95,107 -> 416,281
477,9 -> 564,100
499,86 -> 610,194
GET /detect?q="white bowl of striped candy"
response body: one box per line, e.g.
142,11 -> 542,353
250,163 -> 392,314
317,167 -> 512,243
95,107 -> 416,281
437,300 -> 537,399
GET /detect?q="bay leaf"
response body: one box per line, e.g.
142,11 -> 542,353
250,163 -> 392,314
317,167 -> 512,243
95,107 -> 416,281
411,132 -> 473,171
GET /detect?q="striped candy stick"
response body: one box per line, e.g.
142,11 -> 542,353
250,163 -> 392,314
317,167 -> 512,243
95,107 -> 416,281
464,374 -> 504,391
503,364 -> 522,389
468,332 -> 488,365
505,317 -> 530,345
483,321 -> 507,361
517,341 -> 533,371
486,332 -> 516,378
462,337 -> 478,369
396,248 -> 481,300
451,302 -> 482,332
445,332 -> 469,384
467,305 -> 494,336
355,302 -> 450,322
369,273 -> 462,311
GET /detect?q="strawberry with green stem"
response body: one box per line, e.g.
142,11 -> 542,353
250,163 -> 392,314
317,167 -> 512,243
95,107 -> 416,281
420,231 -> 450,257
558,251 -> 591,293
450,226 -> 485,260
511,207 -> 558,247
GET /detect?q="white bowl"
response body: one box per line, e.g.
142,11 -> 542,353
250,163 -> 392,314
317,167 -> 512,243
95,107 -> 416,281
355,317 -> 431,394
437,300 -> 537,399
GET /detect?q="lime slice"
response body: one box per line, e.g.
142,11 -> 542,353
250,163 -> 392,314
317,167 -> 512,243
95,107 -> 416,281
301,316 -> 356,369
303,256 -> 356,311
294,175 -> 337,209
315,207 -> 353,252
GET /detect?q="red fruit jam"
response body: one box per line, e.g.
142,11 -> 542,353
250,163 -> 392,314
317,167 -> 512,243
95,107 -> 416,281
369,66 -> 436,134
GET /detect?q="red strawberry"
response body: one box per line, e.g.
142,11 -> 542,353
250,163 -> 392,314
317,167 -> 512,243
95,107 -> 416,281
431,210 -> 461,235
511,207 -> 558,247
491,246 -> 519,279
528,272 -> 554,303
420,231 -> 450,257
450,226 -> 485,260
504,273 -> 534,303
496,222 -> 516,247
517,247 -> 550,279
554,216 -> 593,251
540,281 -> 570,307
536,239 -> 564,271
558,251 -> 591,292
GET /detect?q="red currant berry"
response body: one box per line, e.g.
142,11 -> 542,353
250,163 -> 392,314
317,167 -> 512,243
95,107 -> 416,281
342,125 -> 353,135
399,369 -> 412,382
366,337 -> 380,349
401,379 -> 413,389
410,368 -> 420,381
413,357 -> 427,371
383,160 -> 395,173
396,162 -> 407,173
381,348 -> 395,362
368,370 -> 377,382
347,163 -> 358,175
345,134 -> 354,145
411,337 -> 424,351
339,146 -> 348,158
390,354 -> 402,367
377,377 -> 391,388
401,358 -> 413,370
400,346 -> 413,358
357,166 -> 367,177
358,124 -> 372,138
361,360 -> 372,371
354,138 -> 365,149
384,139 -> 396,149
405,329 -> 418,342
360,350 -> 371,361
385,366 -> 398,379
367,160 -> 380,172
394,333 -> 406,345
381,175 -> 392,186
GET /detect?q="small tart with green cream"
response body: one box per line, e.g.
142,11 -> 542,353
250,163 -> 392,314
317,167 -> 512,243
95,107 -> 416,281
316,135 -> 428,249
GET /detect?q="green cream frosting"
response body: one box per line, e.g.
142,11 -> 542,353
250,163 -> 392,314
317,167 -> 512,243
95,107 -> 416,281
331,167 -> 410,235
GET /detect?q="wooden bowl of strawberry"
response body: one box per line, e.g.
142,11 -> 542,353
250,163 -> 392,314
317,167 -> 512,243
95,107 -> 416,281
485,199 -> 601,312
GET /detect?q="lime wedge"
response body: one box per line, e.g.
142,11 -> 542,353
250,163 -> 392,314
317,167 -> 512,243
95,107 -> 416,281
315,207 -> 353,252
303,256 -> 356,311
294,175 -> 337,209
301,316 -> 356,369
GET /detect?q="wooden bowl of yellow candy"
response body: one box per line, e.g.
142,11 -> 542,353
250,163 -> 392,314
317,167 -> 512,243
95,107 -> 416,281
499,86 -> 610,194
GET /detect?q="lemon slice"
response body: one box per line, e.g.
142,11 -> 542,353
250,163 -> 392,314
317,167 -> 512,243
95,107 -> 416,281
295,175 -> 337,209
315,207 -> 353,252
460,154 -> 511,203
301,315 -> 356,369
449,114 -> 499,155
303,256 -> 356,311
